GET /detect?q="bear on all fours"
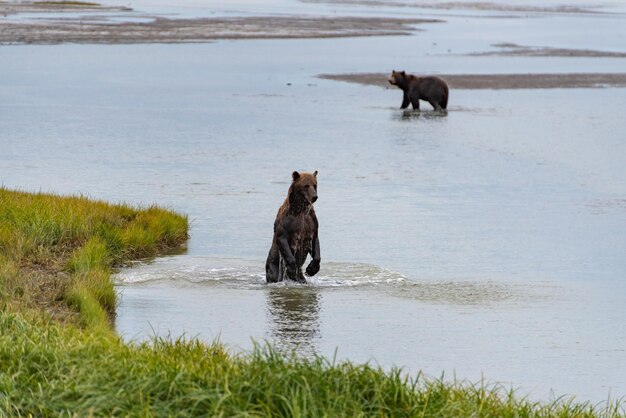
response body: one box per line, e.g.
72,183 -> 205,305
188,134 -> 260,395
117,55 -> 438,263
389,70 -> 449,111
266,171 -> 320,284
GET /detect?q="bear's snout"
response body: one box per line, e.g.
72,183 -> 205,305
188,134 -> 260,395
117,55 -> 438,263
312,195 -> 318,203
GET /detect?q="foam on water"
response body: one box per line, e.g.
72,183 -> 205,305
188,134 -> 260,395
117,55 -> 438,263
115,256 -> 406,287
114,256 -> 539,305
116,257 -> 266,286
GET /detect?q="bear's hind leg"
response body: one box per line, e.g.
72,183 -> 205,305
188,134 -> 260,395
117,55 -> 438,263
266,246 -> 280,283
429,100 -> 443,111
266,262 -> 279,283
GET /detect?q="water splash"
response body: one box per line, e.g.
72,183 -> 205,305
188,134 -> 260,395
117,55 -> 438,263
114,256 -> 538,305
115,257 -> 266,287
114,257 -> 405,288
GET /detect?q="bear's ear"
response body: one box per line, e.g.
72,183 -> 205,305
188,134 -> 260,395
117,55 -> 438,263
401,70 -> 406,75
292,171 -> 301,181
313,170 -> 318,177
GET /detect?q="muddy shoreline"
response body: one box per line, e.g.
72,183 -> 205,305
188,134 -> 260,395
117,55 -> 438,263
469,43 -> 626,58
0,17 -> 437,45
2,4 -> 625,95
0,1 -> 131,15
319,72 -> 626,89
0,1 -> 441,44
300,0 -> 611,15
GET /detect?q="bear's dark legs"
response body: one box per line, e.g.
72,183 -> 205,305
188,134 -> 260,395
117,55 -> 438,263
295,268 -> 307,284
265,243 -> 306,283
401,92 -> 410,109
429,100 -> 443,111
266,246 -> 280,283
266,260 -> 280,283
306,258 -> 320,277
276,255 -> 307,284
278,256 -> 287,282
411,98 -> 420,110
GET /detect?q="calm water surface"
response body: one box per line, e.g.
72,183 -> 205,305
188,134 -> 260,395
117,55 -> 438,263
1,0 -> 626,403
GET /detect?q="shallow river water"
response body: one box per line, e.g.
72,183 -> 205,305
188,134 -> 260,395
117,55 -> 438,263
2,0 -> 626,404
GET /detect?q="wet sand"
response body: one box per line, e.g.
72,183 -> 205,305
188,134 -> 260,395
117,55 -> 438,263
301,0 -> 609,14
0,1 -> 131,14
3,1 -> 623,95
318,72 -> 626,89
470,43 -> 626,58
0,2 -> 440,44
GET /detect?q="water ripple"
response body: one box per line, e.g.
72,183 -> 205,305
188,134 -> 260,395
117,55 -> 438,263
114,256 -> 541,305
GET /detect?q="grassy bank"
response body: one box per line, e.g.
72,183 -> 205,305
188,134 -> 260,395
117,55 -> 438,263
2,312 -> 623,417
0,187 -> 188,330
0,188 -> 623,416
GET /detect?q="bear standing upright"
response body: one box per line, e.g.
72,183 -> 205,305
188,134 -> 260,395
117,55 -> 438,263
389,70 -> 449,111
266,171 -> 320,284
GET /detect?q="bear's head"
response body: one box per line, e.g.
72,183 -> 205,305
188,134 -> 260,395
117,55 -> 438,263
388,70 -> 408,88
290,170 -> 318,208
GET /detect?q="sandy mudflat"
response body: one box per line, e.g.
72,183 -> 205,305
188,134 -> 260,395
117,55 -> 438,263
0,1 -> 131,14
300,0 -> 607,14
0,1 -> 440,44
318,72 -> 626,89
469,43 -> 626,58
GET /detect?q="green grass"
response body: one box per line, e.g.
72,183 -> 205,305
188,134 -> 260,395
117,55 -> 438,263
0,187 -> 623,417
0,187 -> 188,329
1,312 -> 622,418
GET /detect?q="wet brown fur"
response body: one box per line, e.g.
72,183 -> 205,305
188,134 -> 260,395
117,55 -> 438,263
389,70 -> 449,111
266,171 -> 320,283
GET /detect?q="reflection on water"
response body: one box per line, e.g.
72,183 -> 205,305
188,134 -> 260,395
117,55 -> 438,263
396,109 -> 448,121
265,286 -> 321,358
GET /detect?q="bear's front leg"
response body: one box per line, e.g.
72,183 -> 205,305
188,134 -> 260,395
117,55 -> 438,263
276,224 -> 298,280
306,259 -> 320,277
306,232 -> 321,277
295,267 -> 307,284
401,92 -> 410,109
278,255 -> 298,282
286,260 -> 298,280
